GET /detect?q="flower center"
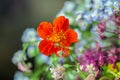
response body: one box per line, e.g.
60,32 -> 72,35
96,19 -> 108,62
49,32 -> 66,43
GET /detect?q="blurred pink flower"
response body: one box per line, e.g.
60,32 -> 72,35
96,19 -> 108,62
17,62 -> 31,72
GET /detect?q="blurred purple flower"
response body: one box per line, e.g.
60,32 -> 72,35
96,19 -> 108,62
106,48 -> 118,64
77,48 -> 103,70
77,46 -> 119,72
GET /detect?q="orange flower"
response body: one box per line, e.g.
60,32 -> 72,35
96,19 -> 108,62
37,16 -> 78,57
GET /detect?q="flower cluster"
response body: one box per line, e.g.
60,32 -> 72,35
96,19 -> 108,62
77,46 -> 120,79
12,0 -> 120,80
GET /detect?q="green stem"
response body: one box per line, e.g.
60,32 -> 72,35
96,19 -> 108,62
77,64 -> 86,80
22,43 -> 29,60
30,67 -> 43,80
22,40 -> 39,60
71,54 -> 77,64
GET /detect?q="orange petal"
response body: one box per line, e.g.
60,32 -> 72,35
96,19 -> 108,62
53,16 -> 69,33
65,29 -> 78,45
38,40 -> 55,56
59,39 -> 70,47
37,22 -> 53,39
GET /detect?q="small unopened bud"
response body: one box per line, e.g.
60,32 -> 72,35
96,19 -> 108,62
68,47 -> 74,50
54,43 -> 60,46
57,50 -> 64,57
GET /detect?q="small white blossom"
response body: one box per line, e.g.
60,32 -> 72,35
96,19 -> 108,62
86,64 -> 96,74
50,65 -> 65,80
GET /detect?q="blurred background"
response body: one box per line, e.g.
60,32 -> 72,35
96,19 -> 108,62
0,0 -> 66,79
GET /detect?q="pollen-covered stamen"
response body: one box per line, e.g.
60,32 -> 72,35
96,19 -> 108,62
49,32 -> 66,43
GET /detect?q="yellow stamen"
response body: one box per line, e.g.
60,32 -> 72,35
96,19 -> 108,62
49,32 -> 66,43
